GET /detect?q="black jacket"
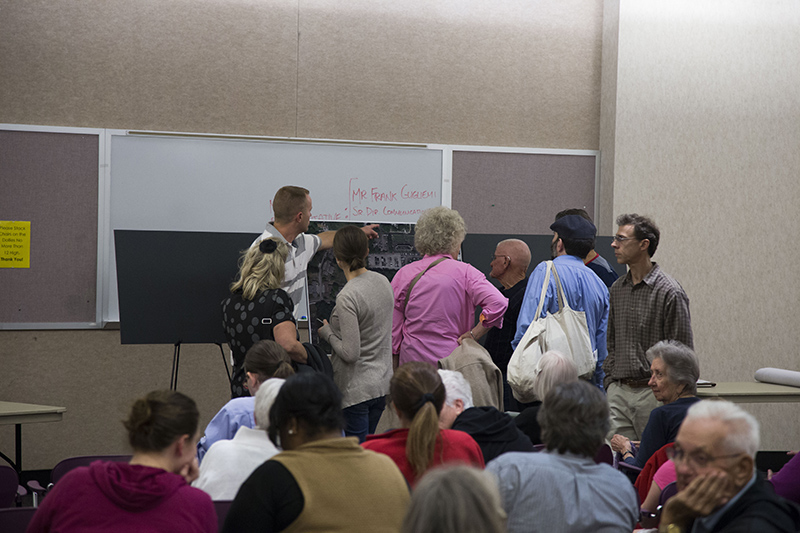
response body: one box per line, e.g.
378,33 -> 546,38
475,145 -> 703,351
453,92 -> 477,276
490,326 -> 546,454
451,406 -> 533,463
691,474 -> 800,533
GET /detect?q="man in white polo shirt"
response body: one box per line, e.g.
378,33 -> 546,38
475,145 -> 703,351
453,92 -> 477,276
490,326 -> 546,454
253,186 -> 377,319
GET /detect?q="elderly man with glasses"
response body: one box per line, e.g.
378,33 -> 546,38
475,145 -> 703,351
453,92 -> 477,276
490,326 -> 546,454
603,213 -> 693,441
477,238 -> 531,410
657,400 -> 800,533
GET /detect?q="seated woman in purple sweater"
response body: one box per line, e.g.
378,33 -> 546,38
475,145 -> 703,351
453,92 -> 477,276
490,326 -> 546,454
610,340 -> 700,468
769,451 -> 800,504
28,390 -> 216,533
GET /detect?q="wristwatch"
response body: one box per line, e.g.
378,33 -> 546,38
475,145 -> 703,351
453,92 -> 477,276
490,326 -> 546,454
661,524 -> 684,533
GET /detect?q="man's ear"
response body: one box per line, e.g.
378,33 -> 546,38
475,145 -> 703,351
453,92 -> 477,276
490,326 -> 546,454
639,238 -> 649,253
729,454 -> 754,487
454,398 -> 465,415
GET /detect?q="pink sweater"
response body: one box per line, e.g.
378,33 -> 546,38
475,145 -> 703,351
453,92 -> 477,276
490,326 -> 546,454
391,254 -> 507,366
27,461 -> 216,533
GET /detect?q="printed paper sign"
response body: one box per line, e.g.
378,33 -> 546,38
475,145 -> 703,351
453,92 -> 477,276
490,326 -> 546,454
0,221 -> 31,268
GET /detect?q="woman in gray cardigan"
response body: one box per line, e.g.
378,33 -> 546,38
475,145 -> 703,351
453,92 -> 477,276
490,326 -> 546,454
318,225 -> 394,442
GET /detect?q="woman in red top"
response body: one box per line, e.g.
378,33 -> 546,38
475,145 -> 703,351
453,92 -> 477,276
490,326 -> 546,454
362,362 -> 484,486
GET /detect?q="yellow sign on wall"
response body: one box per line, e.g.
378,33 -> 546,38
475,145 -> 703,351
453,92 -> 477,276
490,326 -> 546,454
0,221 -> 31,268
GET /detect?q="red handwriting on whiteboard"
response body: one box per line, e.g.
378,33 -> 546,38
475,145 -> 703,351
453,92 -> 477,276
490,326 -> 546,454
345,177 -> 437,220
401,184 -> 437,200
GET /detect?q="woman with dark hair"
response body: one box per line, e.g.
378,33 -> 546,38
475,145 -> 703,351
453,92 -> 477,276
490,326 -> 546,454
222,237 -> 306,398
318,225 -> 393,442
223,372 -> 409,533
198,340 -> 295,461
362,362 -> 484,487
28,391 -> 216,533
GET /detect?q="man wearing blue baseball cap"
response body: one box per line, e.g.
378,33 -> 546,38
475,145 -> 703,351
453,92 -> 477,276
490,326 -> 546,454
512,214 -> 610,391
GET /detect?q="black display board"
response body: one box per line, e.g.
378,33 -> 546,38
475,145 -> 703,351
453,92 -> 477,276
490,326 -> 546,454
115,230 -> 623,346
115,230 -> 257,344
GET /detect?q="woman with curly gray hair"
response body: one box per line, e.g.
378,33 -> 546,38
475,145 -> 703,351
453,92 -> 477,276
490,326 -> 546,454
391,206 -> 507,367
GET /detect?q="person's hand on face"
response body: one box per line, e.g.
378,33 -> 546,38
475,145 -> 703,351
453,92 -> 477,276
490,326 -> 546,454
660,471 -> 733,526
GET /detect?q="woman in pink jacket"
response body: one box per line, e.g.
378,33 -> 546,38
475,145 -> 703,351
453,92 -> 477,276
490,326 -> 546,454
28,390 -> 216,533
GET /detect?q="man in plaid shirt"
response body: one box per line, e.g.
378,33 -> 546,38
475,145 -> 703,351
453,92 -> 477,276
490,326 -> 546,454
603,213 -> 693,441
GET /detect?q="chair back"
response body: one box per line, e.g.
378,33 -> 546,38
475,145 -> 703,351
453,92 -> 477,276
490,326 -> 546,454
51,455 -> 132,484
594,443 -> 614,466
658,481 -> 679,507
214,500 -> 233,531
0,465 -> 19,508
0,507 -> 38,532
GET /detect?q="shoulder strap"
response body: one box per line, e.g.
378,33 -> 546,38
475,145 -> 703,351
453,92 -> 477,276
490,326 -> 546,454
403,257 -> 449,312
259,289 -> 278,339
534,261 -> 553,319
549,262 -> 569,311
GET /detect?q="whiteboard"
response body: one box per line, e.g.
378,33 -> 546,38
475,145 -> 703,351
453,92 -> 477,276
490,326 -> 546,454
105,133 -> 443,321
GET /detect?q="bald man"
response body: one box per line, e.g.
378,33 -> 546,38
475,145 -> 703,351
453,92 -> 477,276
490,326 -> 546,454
480,239 -> 531,411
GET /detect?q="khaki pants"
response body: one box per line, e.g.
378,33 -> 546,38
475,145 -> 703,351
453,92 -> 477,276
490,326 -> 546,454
607,381 -> 660,441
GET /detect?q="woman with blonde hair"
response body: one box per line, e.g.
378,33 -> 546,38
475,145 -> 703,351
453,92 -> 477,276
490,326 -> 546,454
391,206 -> 507,367
362,362 -> 484,486
221,237 -> 306,398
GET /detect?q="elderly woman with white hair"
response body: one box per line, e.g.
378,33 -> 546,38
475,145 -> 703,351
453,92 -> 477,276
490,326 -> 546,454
513,351 -> 579,445
193,379 -> 285,500
391,206 -> 507,367
610,340 -> 700,468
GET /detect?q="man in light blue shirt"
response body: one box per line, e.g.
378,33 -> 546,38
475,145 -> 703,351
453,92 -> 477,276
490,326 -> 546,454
512,215 -> 609,389
487,381 -> 638,533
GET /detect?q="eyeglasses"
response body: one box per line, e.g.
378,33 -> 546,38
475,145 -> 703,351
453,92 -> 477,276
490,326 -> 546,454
491,254 -> 510,262
612,235 -> 639,243
666,445 -> 742,468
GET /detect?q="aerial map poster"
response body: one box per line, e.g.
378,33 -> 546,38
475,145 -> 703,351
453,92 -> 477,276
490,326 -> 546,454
306,221 -> 420,347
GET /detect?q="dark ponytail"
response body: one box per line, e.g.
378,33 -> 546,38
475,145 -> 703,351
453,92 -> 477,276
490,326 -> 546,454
333,225 -> 369,271
245,340 -> 296,382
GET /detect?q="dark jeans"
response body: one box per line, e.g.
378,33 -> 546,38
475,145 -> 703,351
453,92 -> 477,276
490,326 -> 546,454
343,396 -> 386,443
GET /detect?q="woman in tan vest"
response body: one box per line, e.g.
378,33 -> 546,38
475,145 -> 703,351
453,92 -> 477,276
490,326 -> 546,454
222,372 -> 409,533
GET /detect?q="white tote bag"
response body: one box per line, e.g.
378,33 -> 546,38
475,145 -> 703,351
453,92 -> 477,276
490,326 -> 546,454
507,261 -> 596,403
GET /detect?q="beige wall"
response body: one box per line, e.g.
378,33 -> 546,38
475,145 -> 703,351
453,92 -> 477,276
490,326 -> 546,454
605,0 -> 800,447
1,0 -> 602,469
0,0 -> 601,148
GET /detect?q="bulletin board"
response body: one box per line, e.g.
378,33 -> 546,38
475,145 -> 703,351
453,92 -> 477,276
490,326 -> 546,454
0,127 -> 103,326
